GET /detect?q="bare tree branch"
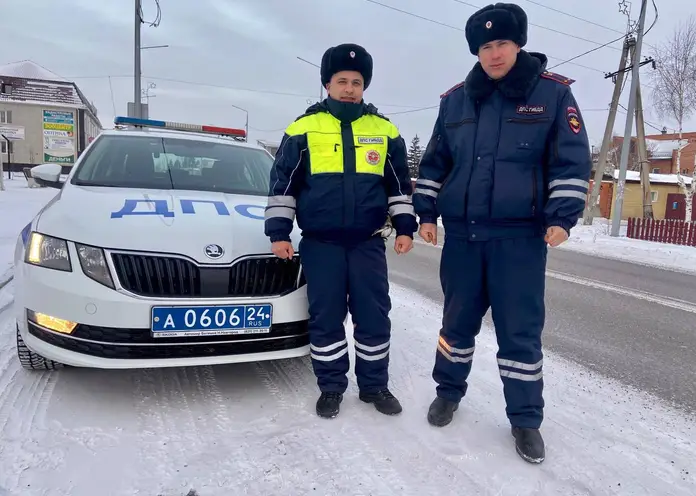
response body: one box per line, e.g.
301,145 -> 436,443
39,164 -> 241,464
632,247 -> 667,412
649,15 -> 696,221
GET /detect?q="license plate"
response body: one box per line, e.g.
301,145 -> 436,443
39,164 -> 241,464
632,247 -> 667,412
150,304 -> 272,338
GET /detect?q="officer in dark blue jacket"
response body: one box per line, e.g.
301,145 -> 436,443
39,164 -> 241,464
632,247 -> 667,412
414,3 -> 591,464
264,43 -> 418,419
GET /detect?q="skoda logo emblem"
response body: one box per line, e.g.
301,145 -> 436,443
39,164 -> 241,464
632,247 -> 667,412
204,244 -> 224,259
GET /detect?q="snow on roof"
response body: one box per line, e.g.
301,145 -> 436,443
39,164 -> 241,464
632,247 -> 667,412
0,60 -> 68,82
646,139 -> 687,160
613,169 -> 692,185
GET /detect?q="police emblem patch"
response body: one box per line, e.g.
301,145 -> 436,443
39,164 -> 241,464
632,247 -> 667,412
350,51 -> 356,58
366,150 -> 381,165
486,20 -> 492,29
516,104 -> 546,115
567,106 -> 582,134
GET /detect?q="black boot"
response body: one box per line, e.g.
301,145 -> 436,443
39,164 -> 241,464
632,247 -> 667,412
316,392 -> 343,419
427,397 -> 459,427
511,427 -> 545,464
359,388 -> 402,415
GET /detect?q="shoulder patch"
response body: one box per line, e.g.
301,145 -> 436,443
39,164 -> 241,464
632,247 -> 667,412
440,81 -> 465,98
540,71 -> 575,86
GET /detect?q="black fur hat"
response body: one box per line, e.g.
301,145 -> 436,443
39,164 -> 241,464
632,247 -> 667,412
320,43 -> 373,90
465,3 -> 528,55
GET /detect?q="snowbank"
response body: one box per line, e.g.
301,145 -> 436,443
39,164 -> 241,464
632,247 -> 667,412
0,178 -> 60,279
560,217 -> 696,275
435,216 -> 696,275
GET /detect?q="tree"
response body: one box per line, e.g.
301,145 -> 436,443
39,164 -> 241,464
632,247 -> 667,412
649,15 -> 696,222
406,135 -> 423,178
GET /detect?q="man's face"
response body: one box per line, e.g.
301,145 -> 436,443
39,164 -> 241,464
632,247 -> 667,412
326,70 -> 364,102
478,40 -> 520,80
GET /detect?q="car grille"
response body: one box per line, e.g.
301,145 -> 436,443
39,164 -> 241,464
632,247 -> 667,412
28,321 -> 309,360
111,253 -> 304,298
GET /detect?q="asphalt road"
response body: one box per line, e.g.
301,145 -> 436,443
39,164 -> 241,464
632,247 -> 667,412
386,229 -> 696,415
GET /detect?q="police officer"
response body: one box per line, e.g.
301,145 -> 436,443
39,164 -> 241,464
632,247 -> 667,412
413,3 -> 591,463
264,43 -> 418,419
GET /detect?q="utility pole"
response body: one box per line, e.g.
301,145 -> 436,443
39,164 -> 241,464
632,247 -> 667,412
633,67 -> 654,219
583,37 -> 631,225
134,0 -> 142,119
611,0 -> 648,237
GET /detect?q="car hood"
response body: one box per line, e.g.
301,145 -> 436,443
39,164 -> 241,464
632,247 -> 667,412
35,185 -> 299,264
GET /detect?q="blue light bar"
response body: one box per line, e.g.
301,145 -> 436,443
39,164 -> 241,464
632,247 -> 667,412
113,116 -> 246,138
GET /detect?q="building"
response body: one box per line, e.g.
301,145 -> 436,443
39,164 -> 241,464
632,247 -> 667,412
0,60 -> 102,173
608,170 -> 694,221
610,133 -> 696,176
256,139 -> 280,157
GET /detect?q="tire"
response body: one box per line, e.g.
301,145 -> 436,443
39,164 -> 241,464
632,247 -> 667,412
16,326 -> 64,370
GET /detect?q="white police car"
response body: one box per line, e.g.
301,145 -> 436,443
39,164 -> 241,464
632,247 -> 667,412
13,116 -> 309,370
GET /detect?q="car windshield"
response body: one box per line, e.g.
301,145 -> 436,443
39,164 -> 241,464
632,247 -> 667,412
71,134 -> 273,196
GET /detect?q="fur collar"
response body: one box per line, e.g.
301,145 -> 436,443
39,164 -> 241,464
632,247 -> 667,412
464,50 -> 547,101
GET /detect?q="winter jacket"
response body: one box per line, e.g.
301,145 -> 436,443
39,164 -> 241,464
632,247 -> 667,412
264,99 -> 417,244
414,50 -> 592,241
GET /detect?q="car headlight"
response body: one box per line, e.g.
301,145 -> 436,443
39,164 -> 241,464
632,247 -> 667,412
76,243 -> 114,288
25,232 -> 71,272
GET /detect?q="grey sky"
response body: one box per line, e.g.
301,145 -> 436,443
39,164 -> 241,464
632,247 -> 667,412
3,0 -> 695,149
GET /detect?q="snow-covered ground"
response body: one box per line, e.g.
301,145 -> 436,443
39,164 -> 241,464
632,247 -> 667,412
560,218 -> 696,275
0,179 -> 695,495
437,216 -> 696,275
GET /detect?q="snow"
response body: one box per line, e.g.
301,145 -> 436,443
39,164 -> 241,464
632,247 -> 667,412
0,60 -> 68,82
0,178 -> 59,279
0,180 -> 695,495
559,217 -> 696,275
433,216 -> 696,275
613,169 -> 693,185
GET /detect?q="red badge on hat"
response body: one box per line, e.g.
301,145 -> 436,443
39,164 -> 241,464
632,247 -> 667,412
567,106 -> 581,134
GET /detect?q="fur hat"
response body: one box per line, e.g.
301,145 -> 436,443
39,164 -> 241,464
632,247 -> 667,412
465,3 -> 528,55
320,43 -> 373,90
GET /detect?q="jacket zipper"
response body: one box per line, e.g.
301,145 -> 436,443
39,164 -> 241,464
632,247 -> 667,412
532,168 -> 537,216
506,117 -> 550,124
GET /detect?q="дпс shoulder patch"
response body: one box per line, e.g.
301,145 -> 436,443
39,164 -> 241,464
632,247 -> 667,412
440,81 -> 465,98
540,71 -> 575,86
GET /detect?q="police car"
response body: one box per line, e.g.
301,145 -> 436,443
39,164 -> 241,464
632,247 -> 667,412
13,116 -> 309,370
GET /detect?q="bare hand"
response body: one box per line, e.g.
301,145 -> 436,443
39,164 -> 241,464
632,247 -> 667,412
271,241 -> 295,259
544,226 -> 568,247
419,223 -> 438,246
394,235 -> 413,254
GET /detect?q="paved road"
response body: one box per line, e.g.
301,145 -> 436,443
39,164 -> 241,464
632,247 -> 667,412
386,229 -> 696,415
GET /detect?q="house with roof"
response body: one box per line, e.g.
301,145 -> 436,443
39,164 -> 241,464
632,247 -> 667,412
0,60 -> 102,173
608,170 -> 694,221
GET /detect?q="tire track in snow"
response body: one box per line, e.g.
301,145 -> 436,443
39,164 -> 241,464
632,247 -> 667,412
132,369 -> 177,495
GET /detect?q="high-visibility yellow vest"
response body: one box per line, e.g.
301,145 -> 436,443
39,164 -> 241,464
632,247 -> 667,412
285,110 -> 400,177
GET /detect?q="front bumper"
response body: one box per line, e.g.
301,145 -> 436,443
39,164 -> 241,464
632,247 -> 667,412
15,254 -> 310,369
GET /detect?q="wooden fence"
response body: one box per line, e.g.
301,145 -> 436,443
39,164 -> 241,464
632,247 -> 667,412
626,218 -> 696,247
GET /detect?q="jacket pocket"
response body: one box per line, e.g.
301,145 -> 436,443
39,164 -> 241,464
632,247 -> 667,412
490,160 -> 536,220
444,118 -> 475,128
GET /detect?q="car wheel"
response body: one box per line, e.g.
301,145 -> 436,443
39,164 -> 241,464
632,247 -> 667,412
16,326 -> 64,370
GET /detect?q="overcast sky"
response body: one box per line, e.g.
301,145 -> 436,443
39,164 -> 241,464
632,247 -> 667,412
3,0 -> 695,150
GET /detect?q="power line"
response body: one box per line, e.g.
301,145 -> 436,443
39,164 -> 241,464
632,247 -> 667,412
450,0 -> 623,52
365,0 -> 623,74
547,32 -> 631,71
65,74 -> 428,110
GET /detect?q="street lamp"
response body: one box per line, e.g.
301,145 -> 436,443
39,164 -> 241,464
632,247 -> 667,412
227,103 -> 249,141
297,56 -> 323,102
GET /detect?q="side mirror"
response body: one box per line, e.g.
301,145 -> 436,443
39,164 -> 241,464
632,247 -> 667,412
31,163 -> 64,189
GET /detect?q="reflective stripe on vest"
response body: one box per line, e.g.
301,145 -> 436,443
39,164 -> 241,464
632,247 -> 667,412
285,111 -> 399,177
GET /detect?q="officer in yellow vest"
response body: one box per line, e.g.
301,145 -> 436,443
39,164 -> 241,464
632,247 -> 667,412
264,43 -> 417,419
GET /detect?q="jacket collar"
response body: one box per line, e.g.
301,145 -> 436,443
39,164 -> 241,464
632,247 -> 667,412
301,99 -> 387,123
464,50 -> 547,101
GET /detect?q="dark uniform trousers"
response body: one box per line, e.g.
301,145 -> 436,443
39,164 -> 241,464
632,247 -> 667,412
299,235 -> 391,394
434,235 -> 547,429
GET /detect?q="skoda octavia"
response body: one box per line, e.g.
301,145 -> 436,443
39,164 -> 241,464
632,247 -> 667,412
13,116 -> 309,370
